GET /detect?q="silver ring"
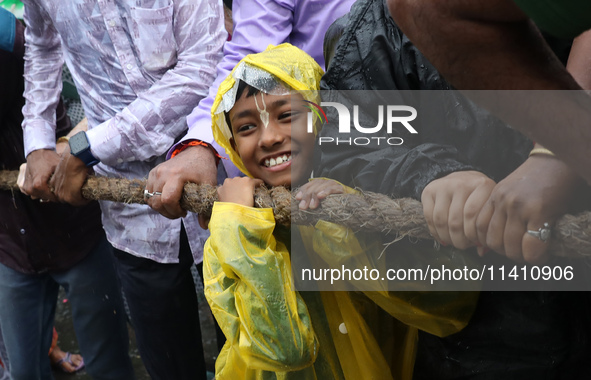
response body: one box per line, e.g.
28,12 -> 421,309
144,189 -> 162,200
527,222 -> 551,243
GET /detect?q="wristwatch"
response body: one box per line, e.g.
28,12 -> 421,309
68,131 -> 99,167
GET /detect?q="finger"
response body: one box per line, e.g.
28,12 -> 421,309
476,246 -> 490,257
432,193 -> 453,245
503,213 -> 526,263
144,178 -> 167,215
421,192 -> 439,242
43,174 -> 60,203
475,201 -> 494,248
309,195 -> 318,209
17,164 -> 27,193
317,183 -> 345,198
485,207 -> 507,255
298,189 -> 314,210
160,186 -> 187,219
464,185 -> 494,245
146,196 -> 171,219
295,190 -> 303,200
27,172 -> 53,200
448,192 -> 473,249
522,222 -> 551,264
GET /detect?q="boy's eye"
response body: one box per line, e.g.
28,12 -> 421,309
280,111 -> 299,121
237,124 -> 256,133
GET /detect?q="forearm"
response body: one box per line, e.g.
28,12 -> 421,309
388,0 -> 579,91
21,2 -> 64,156
567,30 -> 591,89
388,0 -> 591,184
87,0 -> 225,166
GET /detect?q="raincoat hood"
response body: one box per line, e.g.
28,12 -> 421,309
211,43 -> 324,177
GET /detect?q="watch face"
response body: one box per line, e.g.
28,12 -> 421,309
69,132 -> 89,155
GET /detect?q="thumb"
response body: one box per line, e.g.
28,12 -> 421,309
18,163 -> 27,193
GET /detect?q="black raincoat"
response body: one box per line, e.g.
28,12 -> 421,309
316,0 -> 591,378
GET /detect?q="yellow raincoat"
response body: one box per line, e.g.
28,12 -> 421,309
203,44 -> 479,380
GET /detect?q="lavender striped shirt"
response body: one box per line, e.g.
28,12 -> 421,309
21,0 -> 226,263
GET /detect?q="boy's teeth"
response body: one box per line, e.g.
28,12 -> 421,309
265,154 -> 292,167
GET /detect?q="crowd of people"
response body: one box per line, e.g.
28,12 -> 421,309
2,0 -> 591,379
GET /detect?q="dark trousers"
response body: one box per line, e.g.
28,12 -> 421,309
113,227 -> 206,380
0,237 -> 134,380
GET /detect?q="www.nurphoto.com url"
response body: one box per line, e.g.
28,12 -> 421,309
301,265 -> 574,285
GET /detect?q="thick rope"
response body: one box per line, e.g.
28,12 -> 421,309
2,170 -> 590,258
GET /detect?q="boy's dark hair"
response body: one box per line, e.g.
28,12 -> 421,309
224,80 -> 261,135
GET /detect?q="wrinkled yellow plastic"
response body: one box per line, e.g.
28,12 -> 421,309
211,43 -> 324,177
204,201 -> 479,380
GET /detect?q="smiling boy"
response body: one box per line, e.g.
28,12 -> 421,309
202,44 -> 477,379
226,82 -> 316,189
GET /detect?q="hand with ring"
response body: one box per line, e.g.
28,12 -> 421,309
144,189 -> 163,200
527,223 -> 552,243
474,150 -> 587,264
145,144 -> 218,219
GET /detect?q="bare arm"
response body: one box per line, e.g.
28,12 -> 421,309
387,0 -> 579,91
567,30 -> 591,89
387,0 -> 591,185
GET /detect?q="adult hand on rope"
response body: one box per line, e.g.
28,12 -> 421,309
475,154 -> 586,264
22,149 -> 60,202
421,171 -> 496,250
49,145 -> 92,206
146,145 -> 218,219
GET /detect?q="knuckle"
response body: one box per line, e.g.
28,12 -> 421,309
432,214 -> 447,229
32,178 -> 44,191
464,226 -> 477,243
474,176 -> 493,187
463,203 -> 480,221
160,193 -> 174,205
447,218 -> 463,234
500,192 -> 524,210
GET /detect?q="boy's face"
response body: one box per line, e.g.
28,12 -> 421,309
229,90 -> 315,187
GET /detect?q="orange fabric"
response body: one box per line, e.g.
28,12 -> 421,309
48,327 -> 58,355
170,140 -> 224,162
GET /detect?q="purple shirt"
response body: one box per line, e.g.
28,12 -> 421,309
177,0 -> 356,177
21,0 -> 226,263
